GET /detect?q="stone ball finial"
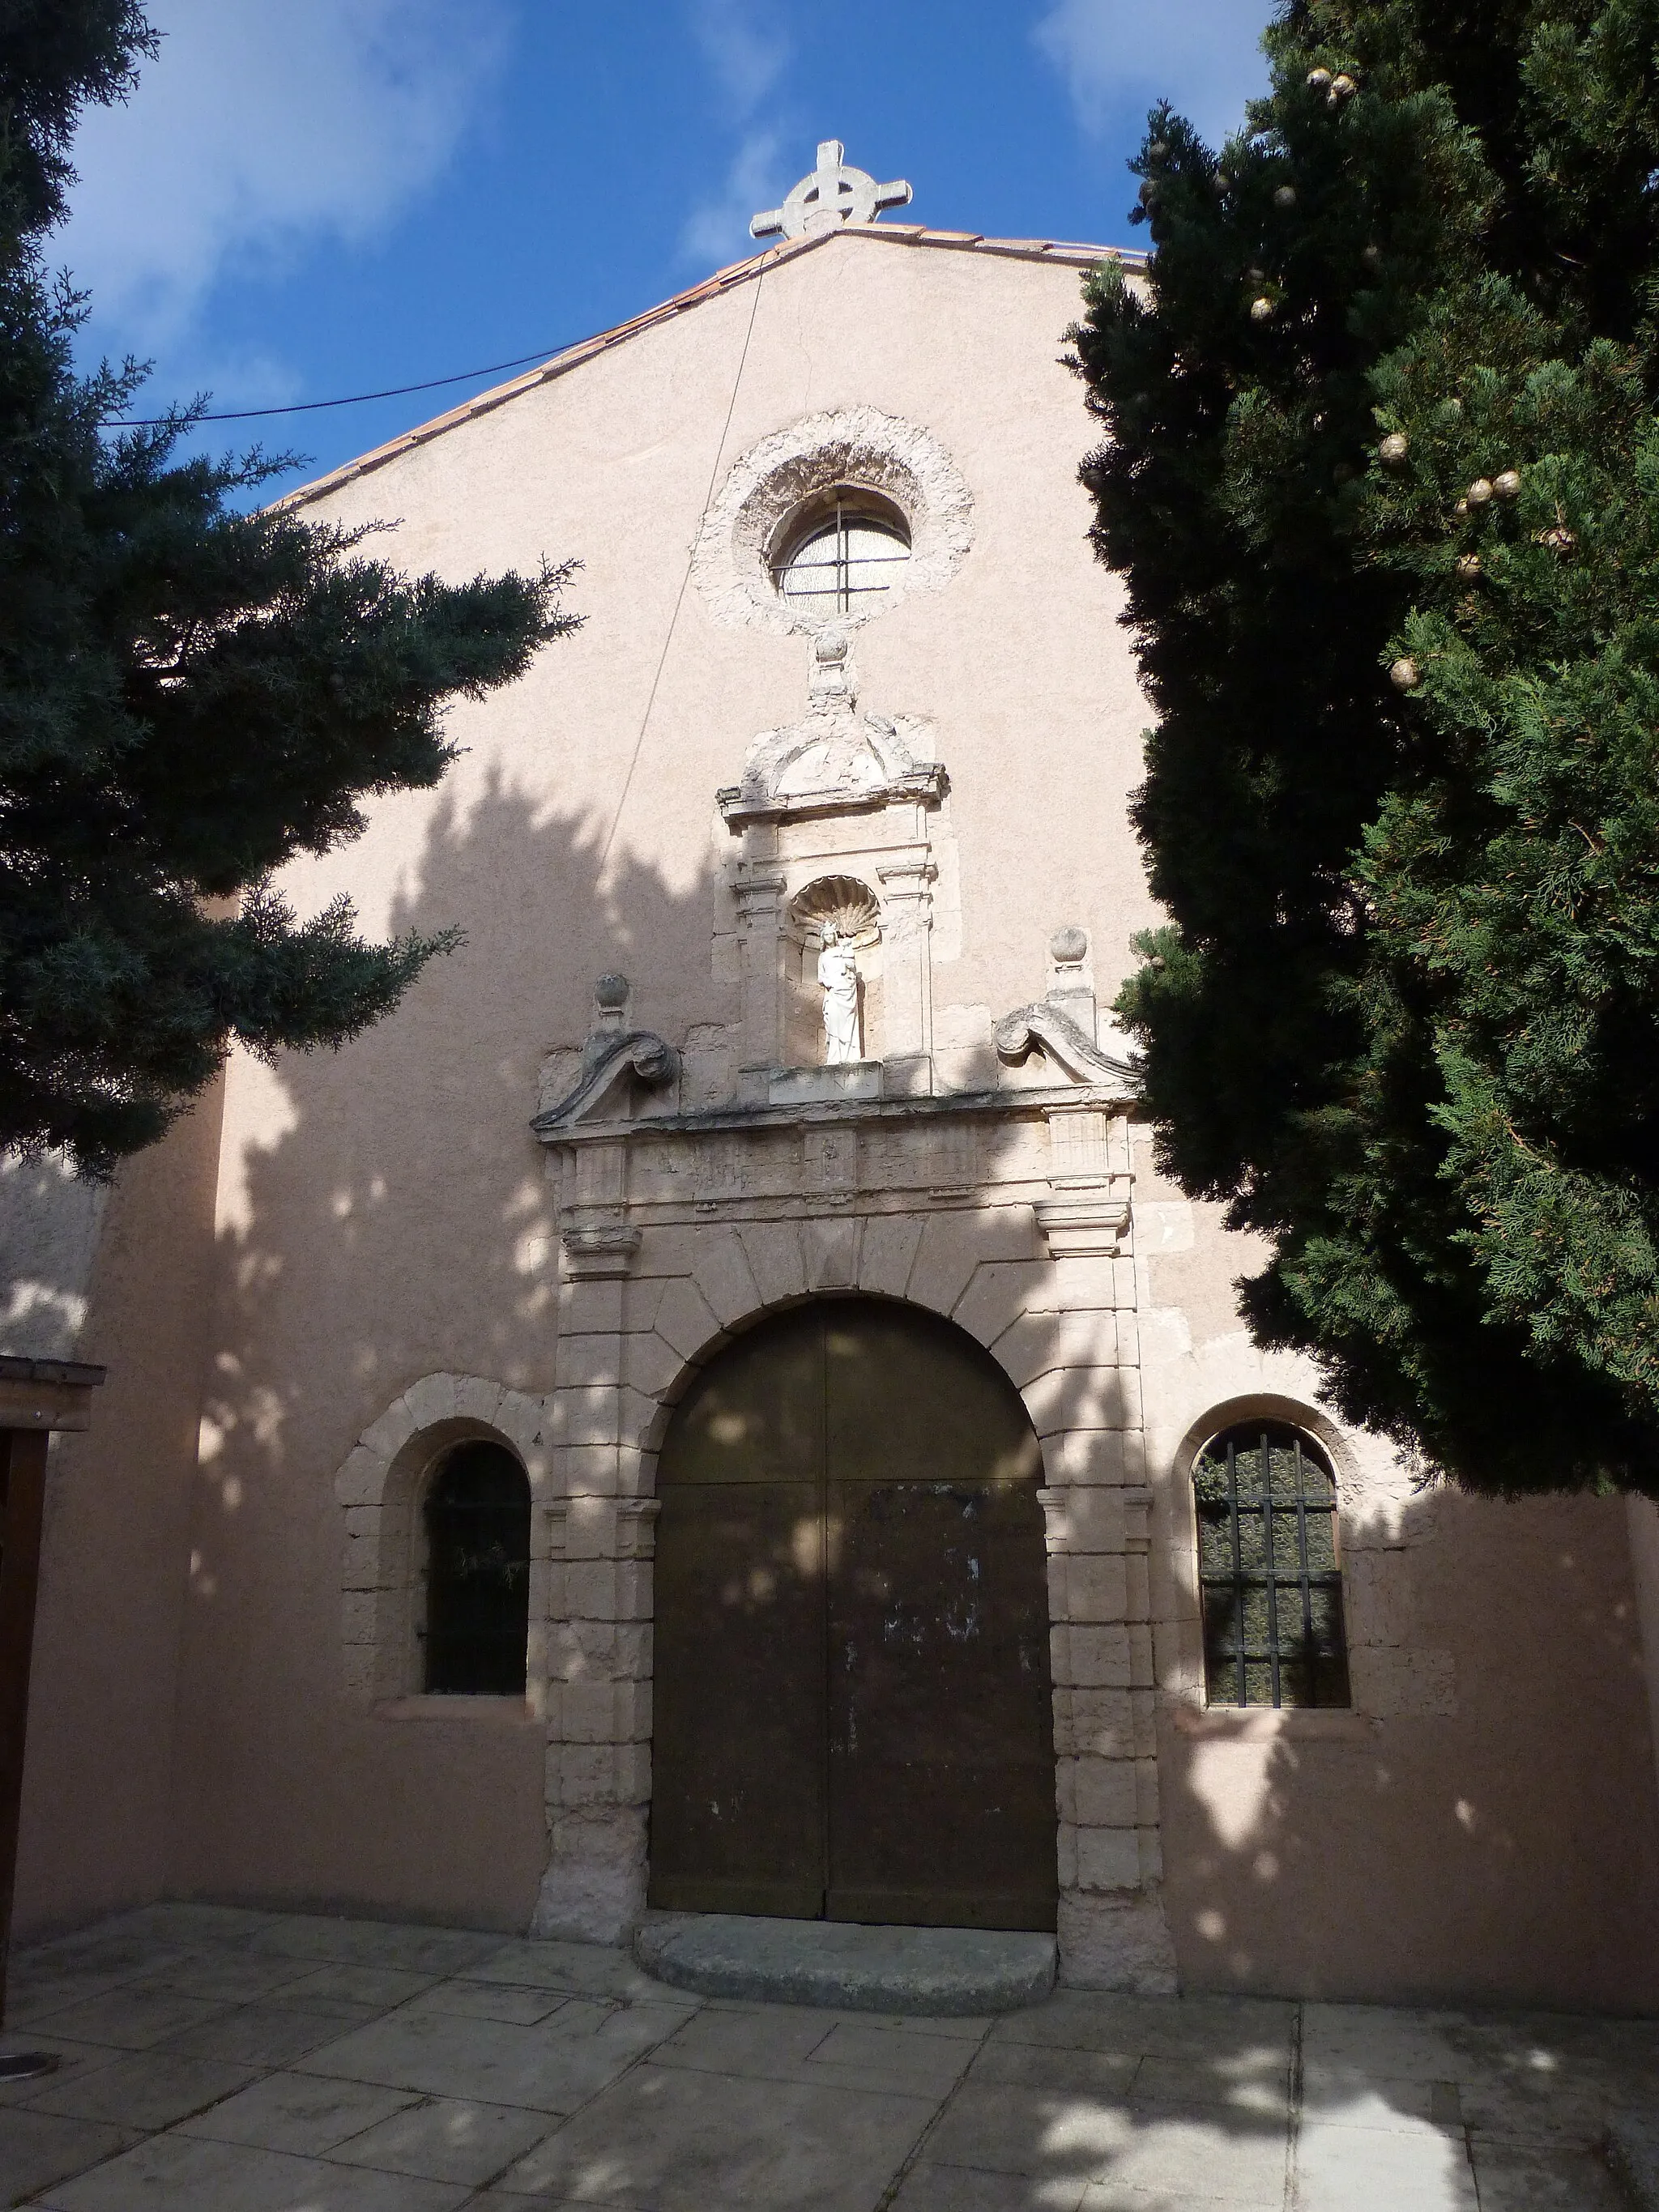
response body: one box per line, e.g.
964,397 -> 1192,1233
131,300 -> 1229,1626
1050,927 -> 1089,965
594,973 -> 630,1010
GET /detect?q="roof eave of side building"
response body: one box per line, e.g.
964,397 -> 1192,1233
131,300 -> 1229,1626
274,224 -> 1146,511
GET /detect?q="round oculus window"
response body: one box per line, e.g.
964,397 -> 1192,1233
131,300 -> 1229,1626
770,488 -> 911,616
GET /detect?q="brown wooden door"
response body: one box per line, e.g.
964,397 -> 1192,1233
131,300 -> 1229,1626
0,1430 -> 49,2023
649,1298 -> 1057,1931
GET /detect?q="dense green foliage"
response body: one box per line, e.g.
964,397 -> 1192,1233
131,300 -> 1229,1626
1073,1 -> 1659,1494
1,2 -> 572,1173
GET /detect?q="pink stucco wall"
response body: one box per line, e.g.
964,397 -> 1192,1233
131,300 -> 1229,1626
1158,1491 -> 1659,2010
13,1090 -> 224,1938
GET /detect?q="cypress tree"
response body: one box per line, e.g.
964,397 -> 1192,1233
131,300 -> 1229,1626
1073,1 -> 1659,1494
1,2 -> 573,1174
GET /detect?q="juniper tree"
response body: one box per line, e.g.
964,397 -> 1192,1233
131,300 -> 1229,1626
1073,0 -> 1659,1494
1,1 -> 572,1174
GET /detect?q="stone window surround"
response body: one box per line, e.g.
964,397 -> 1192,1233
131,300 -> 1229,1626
1155,1391 -> 1383,1744
332,1377 -> 552,1710
691,406 -> 974,637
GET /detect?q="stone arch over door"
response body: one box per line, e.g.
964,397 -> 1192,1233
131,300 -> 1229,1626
648,1294 -> 1059,1930
534,1204 -> 1177,1993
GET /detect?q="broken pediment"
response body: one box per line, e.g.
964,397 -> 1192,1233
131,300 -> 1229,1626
531,1029 -> 680,1134
718,632 -> 945,829
994,999 -> 1141,1095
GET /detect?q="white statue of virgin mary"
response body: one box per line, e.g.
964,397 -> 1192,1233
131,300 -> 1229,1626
817,923 -> 862,1064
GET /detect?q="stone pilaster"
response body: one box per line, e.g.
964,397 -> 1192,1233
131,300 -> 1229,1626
732,863 -> 787,1094
875,854 -> 936,1093
532,1491 -> 661,1944
1035,1110 -> 1176,1993
533,1193 -> 659,1943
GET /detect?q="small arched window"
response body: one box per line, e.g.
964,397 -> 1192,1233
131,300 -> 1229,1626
422,1442 -> 531,1696
1194,1423 -> 1350,1709
771,488 -> 911,614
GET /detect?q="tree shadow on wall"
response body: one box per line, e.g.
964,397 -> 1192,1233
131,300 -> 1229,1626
809,1469 -> 1657,2212
1143,1464 -> 1659,2212
160,763 -> 1658,2201
173,774 -> 727,1923
1157,1477 -> 1659,2021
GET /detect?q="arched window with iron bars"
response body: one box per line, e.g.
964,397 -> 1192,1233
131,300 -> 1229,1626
771,488 -> 911,614
1194,1422 -> 1350,1709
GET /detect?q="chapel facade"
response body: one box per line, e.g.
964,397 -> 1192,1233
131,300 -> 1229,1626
6,146 -> 1659,2008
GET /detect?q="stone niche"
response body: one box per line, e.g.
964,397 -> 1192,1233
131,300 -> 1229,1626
783,873 -> 883,1072
719,629 -> 947,1102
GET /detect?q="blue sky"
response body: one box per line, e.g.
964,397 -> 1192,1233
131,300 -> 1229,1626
61,1 -> 1274,490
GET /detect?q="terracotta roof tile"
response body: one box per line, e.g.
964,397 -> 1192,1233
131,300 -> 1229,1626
279,226 -> 1143,509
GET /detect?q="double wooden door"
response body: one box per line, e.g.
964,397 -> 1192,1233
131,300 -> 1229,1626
649,1298 -> 1058,1931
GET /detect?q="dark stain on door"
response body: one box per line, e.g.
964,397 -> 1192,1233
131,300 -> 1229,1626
649,1298 -> 1058,1931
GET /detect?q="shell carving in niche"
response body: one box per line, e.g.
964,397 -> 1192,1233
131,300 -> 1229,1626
791,875 -> 881,947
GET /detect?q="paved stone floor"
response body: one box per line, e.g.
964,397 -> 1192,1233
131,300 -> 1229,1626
0,1903 -> 1652,2210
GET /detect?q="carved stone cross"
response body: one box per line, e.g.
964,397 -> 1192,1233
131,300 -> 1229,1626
750,141 -> 912,242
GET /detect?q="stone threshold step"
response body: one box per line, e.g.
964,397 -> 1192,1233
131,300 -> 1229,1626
634,1912 -> 1056,2015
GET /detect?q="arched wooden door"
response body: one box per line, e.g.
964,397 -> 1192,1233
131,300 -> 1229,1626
649,1298 -> 1057,1931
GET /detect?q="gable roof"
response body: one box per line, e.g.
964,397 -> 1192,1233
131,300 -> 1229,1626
280,224 -> 1144,509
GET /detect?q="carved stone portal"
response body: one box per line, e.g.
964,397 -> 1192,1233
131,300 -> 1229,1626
522,624 -> 1166,1993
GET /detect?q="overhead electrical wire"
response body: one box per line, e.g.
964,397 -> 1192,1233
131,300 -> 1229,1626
596,262 -> 766,876
104,342 -> 576,427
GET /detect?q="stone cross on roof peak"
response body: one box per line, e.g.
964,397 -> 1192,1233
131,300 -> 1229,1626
750,141 -> 913,242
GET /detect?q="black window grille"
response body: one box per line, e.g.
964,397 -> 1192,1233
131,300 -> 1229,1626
772,495 -> 911,614
422,1442 -> 531,1696
1195,1423 -> 1350,1709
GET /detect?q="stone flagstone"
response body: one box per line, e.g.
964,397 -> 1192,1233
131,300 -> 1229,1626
0,1906 -> 1644,2210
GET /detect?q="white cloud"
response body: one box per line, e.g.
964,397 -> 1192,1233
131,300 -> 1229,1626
690,0 -> 787,117
680,127 -> 786,268
60,0 -> 508,350
1035,0 -> 1275,150
168,346 -> 303,418
679,1 -> 791,267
